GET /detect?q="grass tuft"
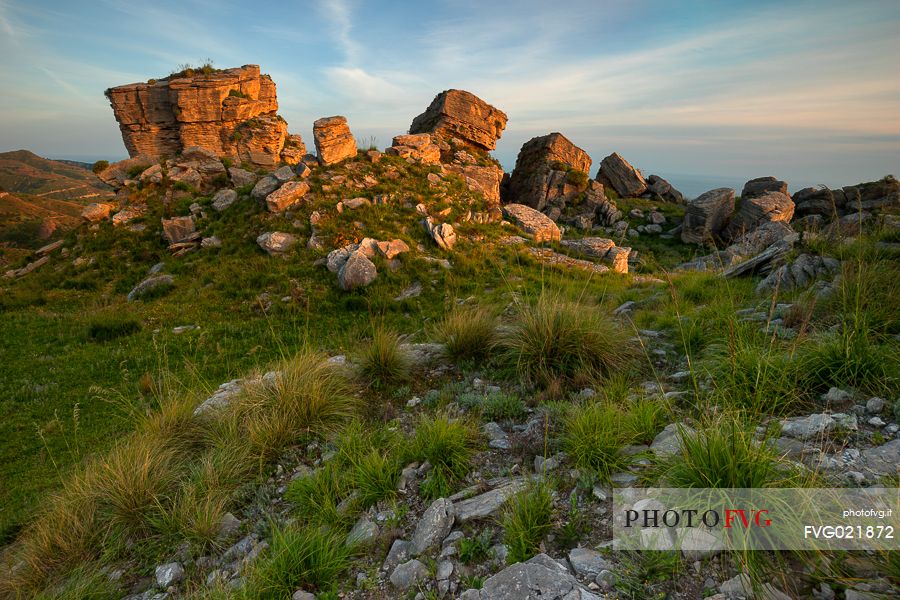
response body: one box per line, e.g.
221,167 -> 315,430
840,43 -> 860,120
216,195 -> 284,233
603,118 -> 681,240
357,327 -> 412,388
502,480 -> 553,563
434,305 -> 498,361
562,402 -> 629,481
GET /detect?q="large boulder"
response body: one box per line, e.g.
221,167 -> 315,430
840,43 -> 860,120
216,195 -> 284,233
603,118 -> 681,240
560,238 -> 631,273
725,191 -> 794,239
507,133 -> 591,211
338,251 -> 377,290
646,174 -> 683,203
842,175 -> 900,212
386,134 -> 441,164
105,65 -> 288,167
161,216 -> 196,243
313,116 -> 357,166
741,176 -> 788,199
409,89 -> 507,151
681,188 -> 735,244
502,204 -> 561,242
596,152 -> 647,197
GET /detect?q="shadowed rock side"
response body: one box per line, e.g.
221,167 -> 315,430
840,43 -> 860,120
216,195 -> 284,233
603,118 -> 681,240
409,89 -> 508,151
105,65 -> 298,167
506,133 -> 592,211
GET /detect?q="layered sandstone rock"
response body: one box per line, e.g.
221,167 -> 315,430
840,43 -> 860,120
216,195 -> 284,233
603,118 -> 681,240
681,188 -> 735,244
443,163 -> 505,206
646,174 -> 683,203
725,191 -> 794,240
560,238 -> 631,273
502,203 -> 561,242
741,176 -> 788,199
596,153 -> 647,198
386,134 -> 441,164
105,65 -> 299,168
507,133 -> 591,211
409,90 -> 507,151
313,116 -> 357,166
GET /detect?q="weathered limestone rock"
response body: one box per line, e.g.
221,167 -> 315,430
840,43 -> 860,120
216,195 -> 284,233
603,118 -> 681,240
560,238 -> 631,273
127,274 -> 173,301
256,231 -> 296,255
646,174 -> 683,203
82,202 -> 115,222
681,188 -> 735,244
228,166 -> 256,188
726,191 -> 794,239
596,152 -> 647,197
741,176 -> 788,199
161,216 -> 196,243
442,163 -> 505,206
155,562 -> 184,588
454,478 -> 527,523
756,253 -> 839,294
507,133 -> 591,210
842,175 -> 900,212
105,65 -> 290,167
460,553 -> 599,600
386,133 -> 441,164
211,189 -> 238,212
251,175 -> 280,201
409,89 -> 507,151
313,116 -> 357,166
265,181 -> 309,212
390,559 -> 429,590
423,218 -> 457,250
410,498 -> 455,555
376,239 -> 410,260
792,185 -> 836,218
502,203 -> 561,242
338,251 -> 378,290
279,134 -> 307,165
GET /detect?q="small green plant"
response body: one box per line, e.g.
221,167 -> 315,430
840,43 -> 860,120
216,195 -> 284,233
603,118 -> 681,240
565,169 -> 589,188
285,465 -> 348,526
351,450 -> 400,508
556,494 -> 586,549
562,402 -> 629,481
434,305 -> 498,361
241,523 -> 353,598
459,575 -> 485,590
502,480 -> 554,563
228,89 -> 251,99
481,392 -> 527,422
458,530 -> 493,564
90,160 -> 108,174
409,413 -> 479,499
126,164 -> 149,178
357,327 -> 412,388
623,397 -> 666,444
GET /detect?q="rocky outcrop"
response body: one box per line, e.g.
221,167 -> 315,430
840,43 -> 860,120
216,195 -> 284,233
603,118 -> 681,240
443,163 -> 505,206
386,134 -> 441,164
596,152 -> 647,197
96,155 -> 156,188
313,116 -> 357,166
507,133 -> 591,211
646,174 -> 683,203
741,176 -> 788,199
725,191 -> 794,240
756,253 -> 840,294
681,188 -> 735,244
502,203 -> 561,242
105,65 -> 298,167
409,89 -> 507,151
842,175 -> 900,212
792,185 -> 836,219
459,553 -> 598,600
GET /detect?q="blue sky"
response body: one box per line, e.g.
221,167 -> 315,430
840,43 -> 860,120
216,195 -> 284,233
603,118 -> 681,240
1,0 -> 898,194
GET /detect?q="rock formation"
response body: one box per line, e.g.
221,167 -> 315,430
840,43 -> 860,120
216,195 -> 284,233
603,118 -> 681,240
105,65 -> 299,168
443,163 -> 505,206
313,116 -> 358,166
387,134 -> 441,164
646,174 -> 683,203
725,191 -> 794,240
502,203 -> 561,242
596,152 -> 647,198
741,176 -> 788,199
409,90 -> 507,151
506,133 -> 591,211
681,188 -> 735,244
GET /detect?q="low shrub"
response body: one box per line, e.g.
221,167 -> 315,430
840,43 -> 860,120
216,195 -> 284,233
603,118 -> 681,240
434,305 -> 498,361
90,160 -> 109,174
481,392 -> 527,422
501,293 -> 637,388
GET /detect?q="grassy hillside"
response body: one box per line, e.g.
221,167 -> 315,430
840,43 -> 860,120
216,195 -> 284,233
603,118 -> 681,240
0,152 -> 897,599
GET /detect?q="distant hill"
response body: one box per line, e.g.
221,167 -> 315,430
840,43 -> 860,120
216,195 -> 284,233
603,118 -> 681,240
0,150 -> 115,253
0,149 -> 113,200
